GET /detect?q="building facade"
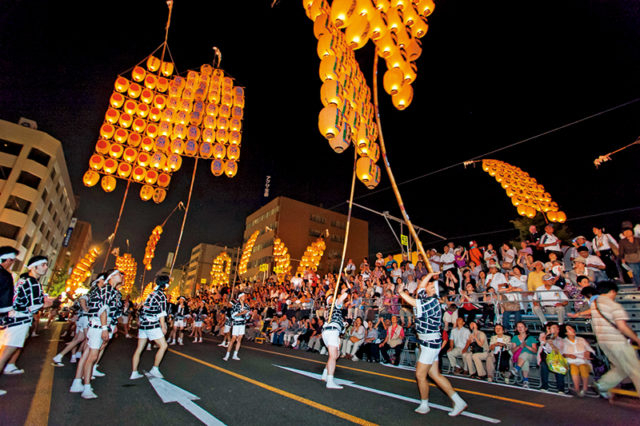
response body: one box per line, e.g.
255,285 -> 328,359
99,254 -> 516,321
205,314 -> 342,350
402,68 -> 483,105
183,243 -> 239,296
52,219 -> 93,278
0,118 -> 76,273
242,196 -> 368,280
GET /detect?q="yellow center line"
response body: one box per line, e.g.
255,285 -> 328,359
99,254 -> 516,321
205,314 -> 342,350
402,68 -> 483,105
168,348 -> 378,426
204,338 -> 544,409
25,322 -> 61,425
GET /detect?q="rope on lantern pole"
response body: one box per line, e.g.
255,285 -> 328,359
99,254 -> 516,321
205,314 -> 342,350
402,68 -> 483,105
594,136 -> 640,168
159,0 -> 174,64
372,51 -> 433,274
327,149 -> 358,323
102,177 -> 132,270
169,158 -> 198,277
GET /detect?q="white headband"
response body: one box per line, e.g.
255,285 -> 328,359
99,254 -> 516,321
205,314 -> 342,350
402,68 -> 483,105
28,259 -> 47,269
0,253 -> 16,262
106,270 -> 121,282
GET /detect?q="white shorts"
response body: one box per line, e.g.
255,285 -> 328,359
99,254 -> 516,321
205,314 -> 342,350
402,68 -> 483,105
87,327 -> 106,350
194,321 -> 203,327
321,329 -> 340,348
174,319 -> 185,328
77,316 -> 89,332
0,323 -> 30,348
232,325 -> 245,336
223,325 -> 231,334
138,327 -> 164,341
418,345 -> 440,365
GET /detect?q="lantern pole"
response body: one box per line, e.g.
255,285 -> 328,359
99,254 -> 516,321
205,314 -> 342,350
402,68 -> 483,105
327,150 -> 358,323
372,51 -> 433,274
159,0 -> 174,64
102,177 -> 132,270
169,158 -> 198,278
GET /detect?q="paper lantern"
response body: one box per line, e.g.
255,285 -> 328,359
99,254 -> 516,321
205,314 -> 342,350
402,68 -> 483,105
140,185 -> 154,201
202,128 -> 215,143
137,152 -> 150,167
229,131 -> 242,145
211,159 -> 224,176
149,107 -> 161,122
391,84 -> 413,110
417,0 -> 435,17
144,169 -> 158,185
216,129 -> 228,143
319,55 -> 339,81
150,152 -> 167,169
153,94 -> 167,110
145,124 -> 158,138
556,211 -> 567,223
166,154 -> 182,171
318,104 -> 342,139
105,108 -> 120,124
206,103 -> 218,117
100,124 -> 115,140
329,125 -> 351,153
345,14 -> 371,49
101,175 -> 116,192
108,143 -> 124,159
123,100 -> 137,115
95,139 -> 110,155
182,139 -> 197,156
157,173 -> 171,188
132,166 -> 146,182
114,128 -> 129,144
103,158 -> 118,174
132,66 -> 146,82
153,188 -> 166,204
321,79 -> 343,107
83,170 -> 100,187
224,160 -> 238,178
356,157 -> 381,188
89,154 -> 105,170
139,89 -> 153,105
110,92 -> 125,109
383,68 -> 405,95
125,133 -> 140,148
122,147 -> 137,163
217,116 -> 229,130
153,135 -> 169,152
115,77 -> 130,93
227,144 -> 240,161
369,10 -> 387,41
330,0 -> 357,28
161,61 -> 174,77
212,143 -> 226,159
170,139 -> 184,155
128,83 -> 142,99
117,162 -> 132,178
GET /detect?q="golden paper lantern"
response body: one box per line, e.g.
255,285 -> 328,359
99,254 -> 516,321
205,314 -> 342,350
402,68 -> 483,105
224,160 -> 238,178
101,175 -> 116,192
95,139 -> 110,155
356,157 -> 381,189
103,158 -> 118,174
83,170 -> 100,187
211,159 -> 224,176
117,162 -> 132,178
140,185 -> 154,201
89,154 -> 105,170
383,68 -> 405,95
157,173 -> 171,188
105,108 -> 120,124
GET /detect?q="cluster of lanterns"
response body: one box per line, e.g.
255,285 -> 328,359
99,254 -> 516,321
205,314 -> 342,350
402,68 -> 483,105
272,237 -> 291,278
168,284 -> 181,302
143,225 -> 163,271
138,281 -> 153,303
304,0 -> 382,189
296,237 -> 327,275
66,247 -> 101,293
210,251 -> 232,287
482,159 -> 567,223
115,253 -> 137,295
83,54 -> 245,203
238,230 -> 260,276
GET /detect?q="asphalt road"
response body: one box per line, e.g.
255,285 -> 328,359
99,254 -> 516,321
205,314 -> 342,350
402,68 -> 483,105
1,321 -> 639,425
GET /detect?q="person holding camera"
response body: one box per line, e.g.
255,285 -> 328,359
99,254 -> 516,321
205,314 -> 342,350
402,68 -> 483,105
461,321 -> 489,380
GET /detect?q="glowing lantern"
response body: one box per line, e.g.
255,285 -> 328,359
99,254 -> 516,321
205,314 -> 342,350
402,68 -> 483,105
114,128 -> 129,144
184,139 -> 198,156
117,162 -> 132,178
132,166 -> 146,182
321,79 -> 343,107
345,13 -> 371,49
140,89 -> 154,104
383,68 -> 405,95
202,128 -> 215,142
319,55 -> 339,81
170,139 -> 184,155
330,0 -> 357,29
145,123 -> 158,138
89,154 -> 105,170
140,185 -> 154,201
127,132 -> 141,147
115,77 -> 130,93
153,188 -> 167,204
147,56 -> 161,72
157,173 -> 171,188
217,116 -> 228,129
149,107 -> 161,122
103,158 -> 118,174
122,147 -> 137,163
137,152 -> 150,167
227,145 -> 240,161
224,160 -> 238,178
417,0 -> 435,17
229,131 -> 241,145
100,124 -> 115,140
95,139 -> 110,155
128,83 -> 142,99
154,135 -> 169,152
212,143 -> 226,159
556,211 -> 567,223
318,104 -> 342,139
105,108 -> 120,124
329,125 -> 351,153
109,143 -> 124,159
101,175 -> 116,192
153,94 -> 167,109
132,118 -> 147,133
144,74 -> 157,90
211,159 -> 224,176
110,92 -> 125,109
144,169 -> 158,185
83,170 -> 100,187
216,129 -> 228,143
356,157 -> 381,189
391,84 -> 413,110
161,61 -> 174,77
166,154 -> 182,171
150,152 -> 167,169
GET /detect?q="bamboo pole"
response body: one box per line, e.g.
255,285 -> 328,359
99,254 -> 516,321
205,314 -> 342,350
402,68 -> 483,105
372,51 -> 433,274
170,158 -> 198,278
102,177 -> 132,270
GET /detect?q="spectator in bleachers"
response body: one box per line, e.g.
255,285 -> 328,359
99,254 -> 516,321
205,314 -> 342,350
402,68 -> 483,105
564,274 -> 593,313
441,245 -> 456,277
539,224 -> 563,260
444,270 -> 459,291
500,243 -> 516,270
475,269 -> 487,292
341,316 -> 365,360
468,241 -> 483,266
307,317 -> 324,352
447,318 -> 471,374
379,315 -> 405,365
565,257 -> 595,286
442,289 -> 459,331
500,279 -> 523,331
358,319 -> 380,362
575,246 -> 607,282
618,222 -> 640,287
592,281 -> 640,398
414,260 -> 428,281
516,241 -> 533,271
484,243 -> 499,265
591,226 -> 620,280
458,283 -> 482,324
461,321 -> 489,379
532,273 -> 568,326
428,249 -> 441,274
486,264 -> 507,292
562,324 -> 594,397
481,287 -> 499,326
538,322 -> 568,394
510,321 -> 538,388
488,324 -> 512,382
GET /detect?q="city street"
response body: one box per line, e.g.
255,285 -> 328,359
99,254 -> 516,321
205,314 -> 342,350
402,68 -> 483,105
1,321 -> 638,425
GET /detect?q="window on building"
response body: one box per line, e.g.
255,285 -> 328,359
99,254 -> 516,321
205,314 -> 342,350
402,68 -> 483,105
310,214 -> 326,224
22,233 -> 32,249
16,171 -> 41,189
0,165 -> 11,180
45,230 -> 52,242
47,202 -> 54,214
330,234 -> 345,244
5,195 -> 31,214
0,222 -> 20,240
0,139 -> 22,156
309,228 -> 324,238
331,220 -> 347,230
32,210 -> 40,225
42,188 -> 49,202
27,147 -> 51,167
39,222 -> 46,235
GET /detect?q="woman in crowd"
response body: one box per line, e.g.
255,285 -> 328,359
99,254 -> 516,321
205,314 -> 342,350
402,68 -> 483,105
619,221 -> 640,286
488,324 -> 511,382
461,321 -> 489,380
342,316 -> 366,360
379,315 -> 405,365
458,283 -> 482,324
562,324 -> 595,396
510,321 -> 538,388
592,226 -> 619,280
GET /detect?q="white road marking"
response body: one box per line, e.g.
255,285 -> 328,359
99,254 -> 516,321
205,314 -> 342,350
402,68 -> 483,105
275,365 -> 501,424
145,372 -> 226,426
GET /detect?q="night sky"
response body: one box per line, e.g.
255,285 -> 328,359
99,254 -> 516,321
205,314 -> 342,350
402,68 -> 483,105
1,0 -> 640,280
